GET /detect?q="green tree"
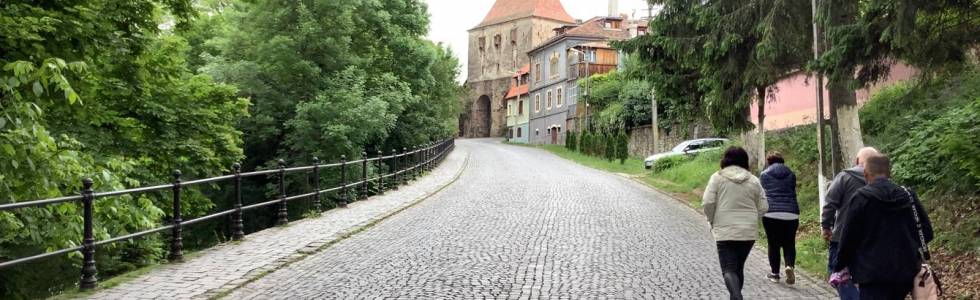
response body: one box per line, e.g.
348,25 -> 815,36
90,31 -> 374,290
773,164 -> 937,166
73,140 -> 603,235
1,1 -> 247,298
204,0 -> 458,169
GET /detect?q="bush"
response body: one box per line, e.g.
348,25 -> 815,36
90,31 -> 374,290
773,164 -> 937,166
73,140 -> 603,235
603,133 -> 616,161
617,131 -> 630,164
566,131 -> 577,151
581,132 -> 592,155
651,155 -> 693,173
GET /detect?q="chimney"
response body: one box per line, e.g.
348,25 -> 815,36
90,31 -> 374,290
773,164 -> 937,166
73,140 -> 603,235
608,0 -> 619,17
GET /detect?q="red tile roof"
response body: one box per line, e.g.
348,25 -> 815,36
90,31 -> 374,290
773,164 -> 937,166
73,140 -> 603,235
529,17 -> 631,54
513,64 -> 530,77
475,0 -> 575,28
505,85 -> 529,99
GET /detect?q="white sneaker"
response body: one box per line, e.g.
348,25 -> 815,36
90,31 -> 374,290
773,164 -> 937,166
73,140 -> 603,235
785,266 -> 796,285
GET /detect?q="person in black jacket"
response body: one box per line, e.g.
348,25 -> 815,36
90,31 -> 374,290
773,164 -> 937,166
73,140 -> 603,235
834,154 -> 934,300
759,152 -> 800,284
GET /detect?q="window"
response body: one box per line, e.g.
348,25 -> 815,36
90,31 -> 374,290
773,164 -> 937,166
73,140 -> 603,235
534,59 -> 542,81
518,100 -> 524,115
535,129 -> 539,136
556,87 -> 563,107
549,52 -> 560,78
510,28 -> 518,45
546,90 -> 553,109
493,34 -> 501,49
478,37 -> 486,51
547,128 -> 551,135
534,94 -> 541,112
517,127 -> 522,137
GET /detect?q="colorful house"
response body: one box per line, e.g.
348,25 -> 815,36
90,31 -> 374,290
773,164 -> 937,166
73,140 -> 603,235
505,65 -> 531,143
527,16 -> 631,145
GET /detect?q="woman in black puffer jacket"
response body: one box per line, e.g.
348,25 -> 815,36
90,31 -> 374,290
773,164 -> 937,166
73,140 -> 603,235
759,152 -> 801,285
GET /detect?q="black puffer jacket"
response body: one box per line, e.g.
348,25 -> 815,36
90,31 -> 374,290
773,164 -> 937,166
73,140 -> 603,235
834,178 -> 934,285
760,163 -> 799,214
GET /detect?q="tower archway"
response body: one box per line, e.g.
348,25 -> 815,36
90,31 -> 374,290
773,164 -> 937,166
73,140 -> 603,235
475,95 -> 492,137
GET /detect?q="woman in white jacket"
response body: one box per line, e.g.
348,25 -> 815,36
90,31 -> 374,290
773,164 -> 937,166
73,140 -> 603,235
702,147 -> 768,300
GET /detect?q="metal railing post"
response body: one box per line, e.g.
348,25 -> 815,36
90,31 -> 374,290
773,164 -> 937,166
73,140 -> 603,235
401,147 -> 408,185
360,151 -> 368,200
79,178 -> 97,290
411,146 -> 418,180
232,163 -> 245,240
427,142 -> 433,171
392,149 -> 400,190
378,150 -> 386,194
169,170 -> 183,262
339,155 -> 348,207
276,160 -> 288,225
312,157 -> 321,212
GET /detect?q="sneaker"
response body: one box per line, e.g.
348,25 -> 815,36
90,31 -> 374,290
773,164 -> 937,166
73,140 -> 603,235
766,273 -> 780,283
785,266 -> 796,285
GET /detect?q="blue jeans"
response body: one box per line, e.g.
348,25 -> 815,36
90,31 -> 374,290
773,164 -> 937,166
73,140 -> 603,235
828,242 -> 860,300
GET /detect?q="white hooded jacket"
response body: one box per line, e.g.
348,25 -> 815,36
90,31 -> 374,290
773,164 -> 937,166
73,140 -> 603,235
702,166 -> 768,241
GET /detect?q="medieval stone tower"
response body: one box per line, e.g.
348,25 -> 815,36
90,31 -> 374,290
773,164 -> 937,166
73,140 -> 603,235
461,0 -> 575,137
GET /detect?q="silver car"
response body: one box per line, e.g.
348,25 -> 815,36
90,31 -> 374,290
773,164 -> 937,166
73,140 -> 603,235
644,138 -> 729,169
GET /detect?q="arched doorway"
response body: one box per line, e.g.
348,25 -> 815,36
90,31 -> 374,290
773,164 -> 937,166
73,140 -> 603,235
475,95 -> 492,137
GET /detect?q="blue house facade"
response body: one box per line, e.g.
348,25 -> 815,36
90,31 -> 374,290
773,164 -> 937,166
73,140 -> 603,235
527,17 -> 630,145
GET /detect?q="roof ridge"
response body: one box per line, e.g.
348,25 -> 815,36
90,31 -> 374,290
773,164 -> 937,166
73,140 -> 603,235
475,0 -> 575,28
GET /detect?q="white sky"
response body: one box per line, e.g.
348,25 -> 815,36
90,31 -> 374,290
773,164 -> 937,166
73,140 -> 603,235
424,0 -> 654,83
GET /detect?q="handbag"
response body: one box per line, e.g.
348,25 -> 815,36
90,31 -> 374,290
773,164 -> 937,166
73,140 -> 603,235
903,187 -> 943,300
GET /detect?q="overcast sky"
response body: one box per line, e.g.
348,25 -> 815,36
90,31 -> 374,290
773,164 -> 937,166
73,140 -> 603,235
424,0 -> 653,83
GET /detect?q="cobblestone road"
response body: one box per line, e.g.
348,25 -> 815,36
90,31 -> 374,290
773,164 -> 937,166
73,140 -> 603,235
226,139 -> 834,299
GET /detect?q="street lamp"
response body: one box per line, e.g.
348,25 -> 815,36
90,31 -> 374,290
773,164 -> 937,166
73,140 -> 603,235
568,47 -> 592,131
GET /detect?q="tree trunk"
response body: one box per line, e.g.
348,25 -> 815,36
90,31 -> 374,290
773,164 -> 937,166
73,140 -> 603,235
824,0 -> 865,174
757,86 -> 767,172
827,78 -> 865,173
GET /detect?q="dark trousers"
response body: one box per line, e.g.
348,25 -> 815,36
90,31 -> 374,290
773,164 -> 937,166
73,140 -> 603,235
761,217 -> 798,274
858,284 -> 912,300
717,240 -> 755,300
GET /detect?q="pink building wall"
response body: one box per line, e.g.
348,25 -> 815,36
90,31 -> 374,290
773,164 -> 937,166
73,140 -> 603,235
751,64 -> 917,130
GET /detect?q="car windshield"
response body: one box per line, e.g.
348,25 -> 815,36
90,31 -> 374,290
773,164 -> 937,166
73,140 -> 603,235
671,142 -> 690,153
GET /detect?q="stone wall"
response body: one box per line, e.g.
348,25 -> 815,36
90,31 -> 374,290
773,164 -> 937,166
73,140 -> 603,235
627,124 -> 712,157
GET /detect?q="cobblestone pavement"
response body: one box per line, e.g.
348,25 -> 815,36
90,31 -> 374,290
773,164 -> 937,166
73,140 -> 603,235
227,139 -> 835,299
85,146 -> 469,300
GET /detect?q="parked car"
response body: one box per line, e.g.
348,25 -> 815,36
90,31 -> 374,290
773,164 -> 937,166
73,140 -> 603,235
644,138 -> 729,169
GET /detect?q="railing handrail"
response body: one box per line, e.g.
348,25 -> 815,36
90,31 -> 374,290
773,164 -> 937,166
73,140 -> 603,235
0,138 -> 457,291
0,139 -> 451,212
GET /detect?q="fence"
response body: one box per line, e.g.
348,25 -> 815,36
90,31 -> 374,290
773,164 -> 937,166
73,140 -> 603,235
0,138 -> 456,290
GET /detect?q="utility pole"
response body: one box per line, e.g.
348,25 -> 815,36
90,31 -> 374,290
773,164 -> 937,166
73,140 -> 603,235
584,46 -> 591,132
651,88 -> 659,154
812,0 -> 830,219
648,3 -> 657,154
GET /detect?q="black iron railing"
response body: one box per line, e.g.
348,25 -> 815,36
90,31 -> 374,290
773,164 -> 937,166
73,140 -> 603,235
0,138 -> 456,290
